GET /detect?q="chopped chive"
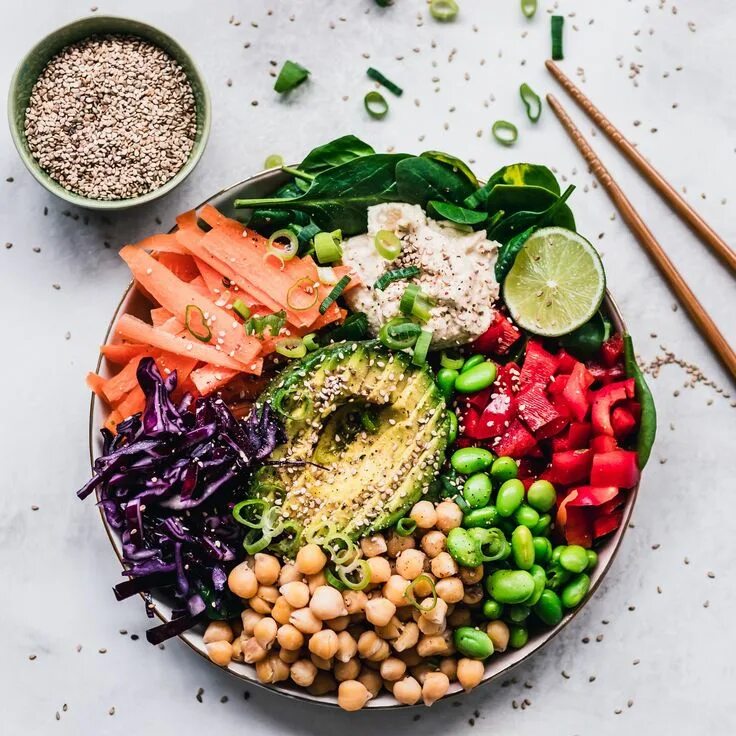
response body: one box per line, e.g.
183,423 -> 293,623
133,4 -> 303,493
519,83 -> 542,122
396,518 -> 418,536
430,0 -> 459,22
232,299 -> 251,321
303,333 -> 319,352
374,266 -> 421,291
314,230 -> 343,264
319,275 -> 351,314
412,329 -> 433,365
492,120 -> 519,146
274,60 -> 310,94
367,67 -> 403,96
263,154 -> 283,168
364,90 -> 389,119
521,0 -> 537,18
275,337 -> 307,360
374,229 -> 402,260
399,283 -> 421,317
551,16 -> 564,60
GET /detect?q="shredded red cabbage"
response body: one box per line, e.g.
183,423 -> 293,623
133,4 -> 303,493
79,357 -> 283,644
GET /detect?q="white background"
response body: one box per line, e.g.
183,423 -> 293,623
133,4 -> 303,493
1,1 -> 735,734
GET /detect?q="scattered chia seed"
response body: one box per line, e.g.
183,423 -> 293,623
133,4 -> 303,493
130,634 -> 139,640
633,658 -> 640,665
4,242 -> 12,249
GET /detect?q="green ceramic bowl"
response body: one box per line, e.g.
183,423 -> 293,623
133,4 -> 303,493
7,15 -> 211,211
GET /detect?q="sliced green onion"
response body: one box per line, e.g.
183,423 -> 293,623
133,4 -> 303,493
378,317 -> 421,350
492,120 -> 519,146
303,333 -> 320,352
337,559 -> 371,591
268,229 -> 299,261
455,494 -> 470,512
404,574 -> 438,612
262,506 -> 285,538
374,230 -> 402,260
430,0 -> 459,21
232,299 -> 251,321
232,499 -> 268,529
325,566 -> 348,591
551,15 -> 564,60
521,0 -> 537,18
487,209 -> 505,229
367,67 -> 403,96
440,350 -> 465,370
184,304 -> 211,343
272,389 -> 312,421
303,519 -> 336,546
364,91 -> 389,119
374,266 -> 420,291
314,231 -> 343,264
274,60 -> 310,94
319,275 -> 351,315
243,529 -> 272,555
245,310 -> 287,337
275,337 -> 307,359
287,277 -> 319,312
477,529 -> 509,562
396,518 -> 418,537
264,154 -> 284,168
317,266 -> 338,285
520,83 -> 542,123
324,532 -> 358,566
412,329 -> 433,365
399,283 -> 421,316
360,411 -> 378,434
411,293 -> 436,323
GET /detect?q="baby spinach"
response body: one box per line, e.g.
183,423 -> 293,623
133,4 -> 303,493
299,135 -> 375,175
558,311 -> 612,358
464,163 -> 560,210
428,200 -> 488,226
623,334 -> 656,468
274,60 -> 310,94
421,150 -> 479,188
495,225 -> 537,282
395,156 -> 475,208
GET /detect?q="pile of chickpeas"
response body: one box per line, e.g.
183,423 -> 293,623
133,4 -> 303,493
203,499 -> 512,710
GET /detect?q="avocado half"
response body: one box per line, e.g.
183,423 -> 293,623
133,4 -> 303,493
249,340 -> 450,546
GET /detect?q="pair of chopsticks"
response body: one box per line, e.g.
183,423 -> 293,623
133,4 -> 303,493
545,60 -> 736,381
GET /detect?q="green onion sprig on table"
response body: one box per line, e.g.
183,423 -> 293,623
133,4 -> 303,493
492,120 -> 519,146
551,15 -> 565,60
367,67 -> 403,96
519,83 -> 542,122
364,91 -> 389,119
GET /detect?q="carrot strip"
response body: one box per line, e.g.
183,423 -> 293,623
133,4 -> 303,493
116,385 -> 145,419
157,252 -> 200,282
150,307 -> 172,327
190,365 -> 240,395
100,343 -> 147,364
101,357 -> 144,404
136,232 -> 187,254
86,372 -> 108,398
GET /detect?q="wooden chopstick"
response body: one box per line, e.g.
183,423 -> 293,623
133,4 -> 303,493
546,60 -> 736,274
547,93 -> 736,381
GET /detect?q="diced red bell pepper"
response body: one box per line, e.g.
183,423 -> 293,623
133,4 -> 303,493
516,382 -> 569,439
600,334 -> 624,368
586,361 -> 626,386
590,434 -> 618,453
590,450 -> 640,488
493,418 -> 538,458
473,311 -> 521,356
463,386 -> 492,413
556,485 -> 619,547
461,363 -> 519,440
593,509 -> 624,539
591,378 -> 635,435
460,406 -> 484,440
598,490 -> 624,516
547,374 -> 569,396
546,449 -> 593,485
555,350 -> 579,374
621,399 -> 641,422
520,340 -> 558,388
611,406 -> 637,440
551,422 -> 592,452
562,362 -> 595,422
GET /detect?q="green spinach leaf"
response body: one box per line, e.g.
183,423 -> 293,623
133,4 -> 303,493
428,200 -> 488,226
558,311 -> 612,358
464,163 -> 561,210
395,156 -> 475,208
494,225 -> 537,282
623,334 -> 656,468
299,135 -> 375,175
421,151 -> 479,188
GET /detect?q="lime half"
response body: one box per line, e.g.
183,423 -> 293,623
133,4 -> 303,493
503,226 -> 605,337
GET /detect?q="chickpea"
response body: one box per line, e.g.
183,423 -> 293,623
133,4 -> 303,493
360,534 -> 388,557
310,586 -> 348,620
386,531 -> 416,558
280,581 -> 310,609
420,530 -> 447,558
418,617 -> 446,636
447,606 -> 472,627
227,562 -> 259,599
343,590 -> 368,614
241,637 -> 268,664
230,636 -> 243,662
486,620 -> 510,653
309,629 -> 339,660
203,620 -> 233,645
365,598 -> 397,627
396,549 -> 427,580
393,621 -> 420,652
308,671 -> 337,696
358,631 -> 388,661
436,577 -> 465,604
422,671 -> 450,706
253,616 -> 278,650
383,575 -> 411,607
254,553 -> 281,585
250,586 -> 277,614
271,596 -> 295,625
296,544 -> 327,575
326,615 -> 351,632
278,563 -> 302,586
411,662 -> 436,684
417,635 -> 450,658
248,599 -> 272,617
463,584 -> 484,606
420,597 -> 448,626
334,657 -> 361,682
457,658 -> 485,691
256,653 -> 290,684
397,647 -> 422,667
289,607 -> 323,635
430,552 -> 459,579
331,631 -> 356,664
290,659 -> 318,687
279,647 -> 300,664
310,653 -> 333,671
392,676 -> 422,705
439,657 -> 457,682
338,680 -> 372,711
459,564 -> 484,585
357,668 -> 382,698
241,609 -> 263,636
367,556 -> 392,584
375,616 -> 402,640
412,573 -> 436,598
206,640 -> 233,666
276,623 -> 304,651
379,656 -> 407,682
435,501 -> 463,532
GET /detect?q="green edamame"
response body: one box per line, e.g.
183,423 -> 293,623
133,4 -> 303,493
437,367 -> 458,400
468,527 -> 509,562
508,624 -> 529,649
496,479 -> 525,517
532,536 -> 552,565
447,527 -> 483,567
551,545 -> 564,564
487,569 -> 535,604
526,564 -> 547,606
463,472 -> 493,509
482,599 -> 504,620
511,525 -> 535,570
526,479 -> 556,513
451,447 -> 495,474
559,545 -> 589,574
545,562 -> 571,591
506,604 -> 531,623
453,626 -> 494,659
463,505 -> 499,529
461,354 -> 485,373
490,455 -> 518,483
514,503 -> 540,529
534,589 -> 563,626
447,410 -> 458,445
455,361 -> 497,393
561,573 -> 590,609
531,513 -> 552,537
586,549 -> 598,570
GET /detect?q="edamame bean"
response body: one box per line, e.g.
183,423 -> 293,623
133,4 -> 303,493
482,599 -> 504,620
490,456 -> 518,483
586,550 -> 598,570
506,604 -> 530,623
461,354 -> 485,373
534,589 -> 563,626
545,563 -> 571,591
496,479 -> 525,517
561,573 -> 590,609
532,537 -> 552,565
463,473 -> 493,509
451,447 -> 495,475
526,479 -> 556,513
559,545 -> 589,574
468,527 -> 509,562
462,506 -> 499,529
486,569 -> 535,604
514,504 -> 540,529
511,525 -> 535,570
453,627 -> 494,659
526,564 -> 547,606
551,545 -> 564,564
531,513 -> 552,537
447,527 -> 483,567
508,624 -> 528,649
437,368 -> 458,400
447,411 -> 458,445
455,361 -> 497,393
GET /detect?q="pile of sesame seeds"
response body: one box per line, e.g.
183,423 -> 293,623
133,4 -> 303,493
24,34 -> 197,200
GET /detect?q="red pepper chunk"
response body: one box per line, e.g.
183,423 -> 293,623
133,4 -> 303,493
519,340 -> 558,388
591,378 -> 635,435
600,334 -> 624,367
557,485 -> 620,547
516,382 -> 568,439
611,406 -> 637,440
562,362 -> 595,421
493,418 -> 538,458
473,311 -> 521,356
590,450 -> 641,488
547,449 -> 593,485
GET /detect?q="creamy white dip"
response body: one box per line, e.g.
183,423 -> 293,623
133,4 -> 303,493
341,203 -> 500,349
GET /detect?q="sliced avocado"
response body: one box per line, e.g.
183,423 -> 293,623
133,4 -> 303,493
250,340 -> 450,544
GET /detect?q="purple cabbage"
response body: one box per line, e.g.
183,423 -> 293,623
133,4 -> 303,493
79,357 -> 283,643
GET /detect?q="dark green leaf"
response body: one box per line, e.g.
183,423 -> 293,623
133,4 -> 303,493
395,156 -> 475,208
464,164 -> 561,210
558,311 -> 611,358
274,60 -> 310,94
420,151 -> 479,188
623,334 -> 656,468
428,200 -> 488,226
247,208 -> 309,234
299,135 -> 375,175
495,226 -> 537,282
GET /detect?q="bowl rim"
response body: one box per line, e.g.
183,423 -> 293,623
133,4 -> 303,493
87,169 -> 641,709
7,14 -> 211,211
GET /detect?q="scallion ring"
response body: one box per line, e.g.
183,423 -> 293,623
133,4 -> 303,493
268,229 -> 299,261
396,518 -> 418,537
412,328 -> 433,366
521,0 -> 537,18
440,350 -> 465,371
184,304 -> 211,343
519,83 -> 542,123
264,154 -> 284,168
324,532 -> 358,566
314,230 -> 343,264
303,519 -> 336,546
337,559 -> 371,591
399,283 -> 421,317
232,299 -> 251,321
262,506 -> 285,538
303,333 -> 320,352
364,90 -> 389,119
272,388 -> 313,421
378,317 -> 422,350
411,293 -> 436,323
325,566 -> 348,591
374,265 -> 420,291
287,277 -> 319,312
404,574 -> 438,613
374,230 -> 402,260
430,0 -> 459,21
492,120 -> 519,146
275,337 -> 307,360
263,251 -> 286,270
243,529 -> 272,555
232,499 -> 268,529
319,275 -> 351,315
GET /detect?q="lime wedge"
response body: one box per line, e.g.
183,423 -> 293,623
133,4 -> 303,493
502,226 -> 605,337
